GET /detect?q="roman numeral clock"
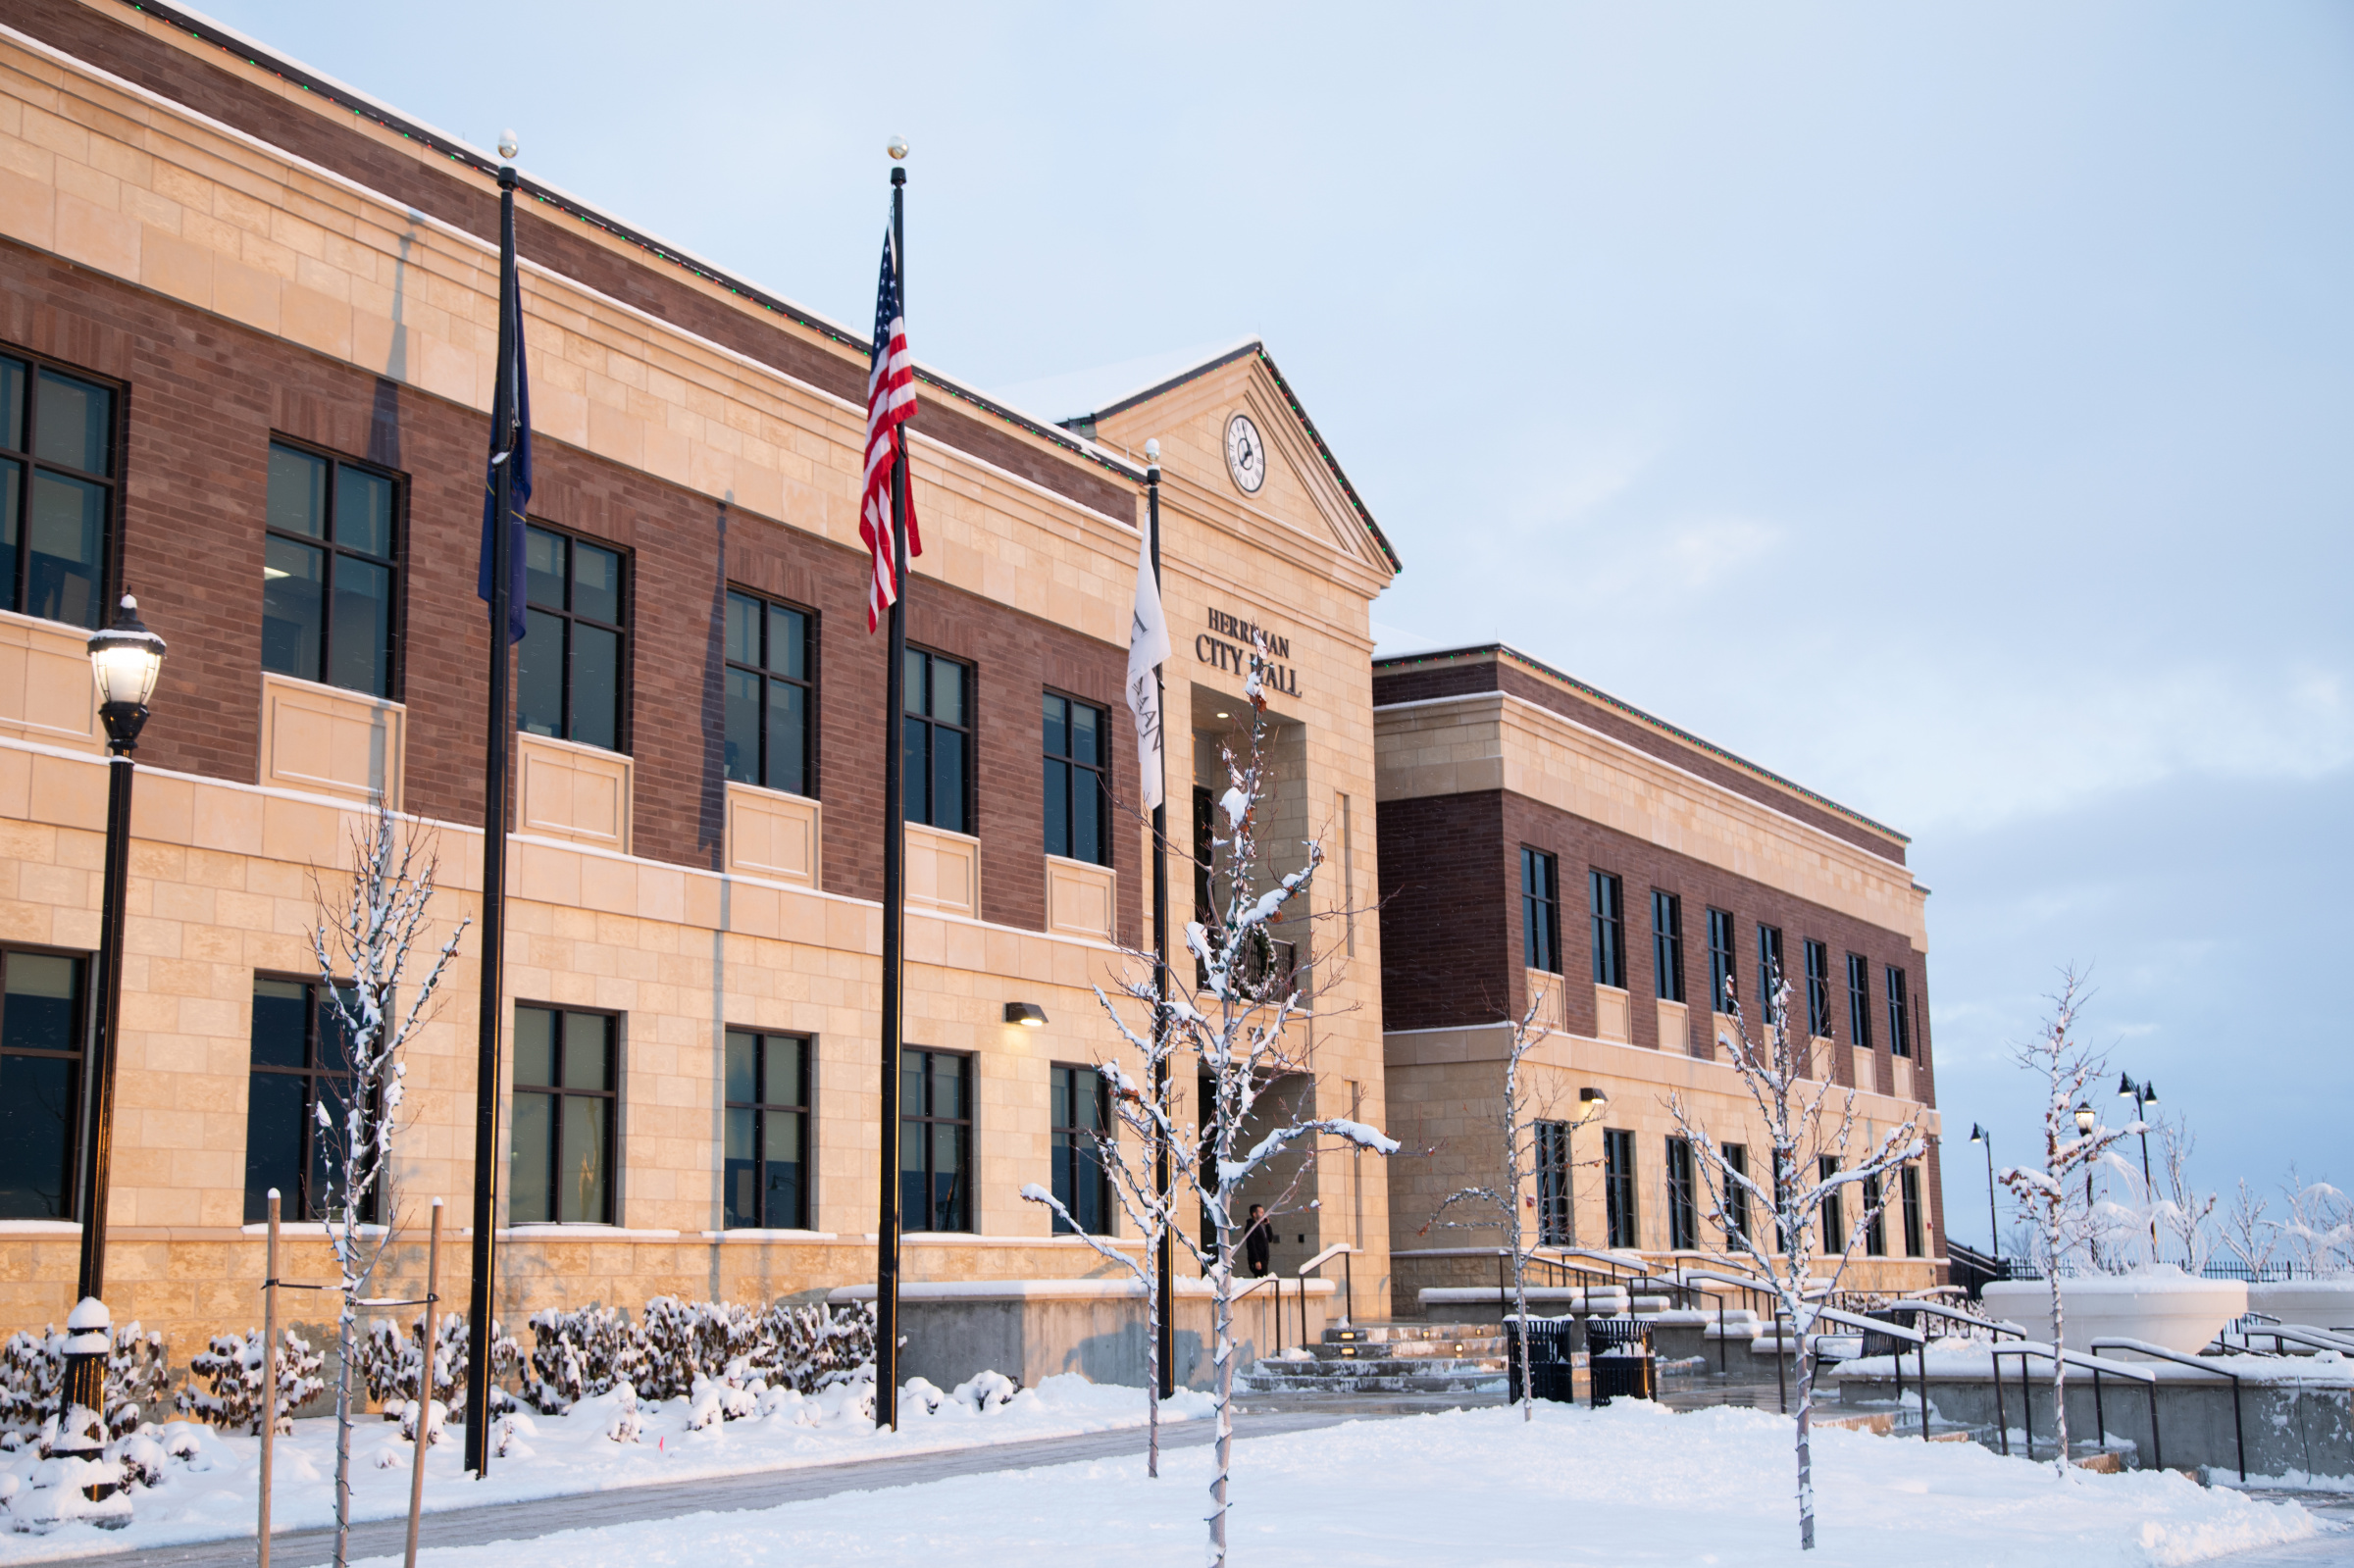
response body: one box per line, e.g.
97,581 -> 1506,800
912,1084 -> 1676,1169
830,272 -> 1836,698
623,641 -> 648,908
1224,412 -> 1266,495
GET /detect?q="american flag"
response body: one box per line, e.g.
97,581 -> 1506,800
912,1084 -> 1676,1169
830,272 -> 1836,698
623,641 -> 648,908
860,224 -> 921,631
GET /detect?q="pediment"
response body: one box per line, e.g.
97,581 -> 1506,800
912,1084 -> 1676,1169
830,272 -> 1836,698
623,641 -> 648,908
1077,342 -> 1400,582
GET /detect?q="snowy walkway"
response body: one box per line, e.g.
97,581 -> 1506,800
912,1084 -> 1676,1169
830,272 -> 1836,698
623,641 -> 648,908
71,1399 -> 1409,1568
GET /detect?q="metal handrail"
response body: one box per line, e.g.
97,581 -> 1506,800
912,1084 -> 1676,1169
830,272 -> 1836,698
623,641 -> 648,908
1812,1304 -> 1933,1442
2089,1337 -> 2242,1483
1987,1340 -> 2157,1467
2223,1322 -> 2354,1357
1296,1242 -> 1356,1337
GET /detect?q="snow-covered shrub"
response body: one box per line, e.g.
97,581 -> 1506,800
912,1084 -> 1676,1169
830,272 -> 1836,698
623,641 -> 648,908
762,1300 -> 876,1395
358,1314 -> 519,1425
0,1322 -> 173,1445
950,1370 -> 1019,1413
604,1380 -> 642,1443
634,1296 -> 764,1402
177,1328 -> 327,1435
525,1303 -> 642,1414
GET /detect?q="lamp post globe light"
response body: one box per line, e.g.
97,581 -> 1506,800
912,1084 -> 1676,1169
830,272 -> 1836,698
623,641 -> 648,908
2072,1100 -> 2099,1264
59,594 -> 166,1459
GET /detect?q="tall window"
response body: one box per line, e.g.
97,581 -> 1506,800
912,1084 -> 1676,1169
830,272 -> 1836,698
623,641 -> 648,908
1846,953 -> 1873,1050
1603,1128 -> 1638,1249
1534,1121 -> 1572,1246
1900,1165 -> 1924,1256
1756,924 -> 1784,1017
0,352 -> 112,628
0,951 -> 84,1220
1664,1136 -> 1699,1251
1862,1171 -> 1887,1256
1521,849 -> 1560,973
1589,871 -> 1625,988
1885,965 -> 1913,1058
1722,1142 -> 1751,1245
1652,890 -> 1684,1003
519,526 -> 625,750
1043,694 -> 1108,866
1819,1155 -> 1845,1253
902,649 -> 970,834
261,441 -> 399,698
900,1047 -> 972,1232
723,1029 -> 807,1230
723,590 -> 812,796
1804,939 -> 1831,1038
511,1006 -> 617,1225
1049,1063 -> 1109,1235
1706,908 -> 1736,1011
245,976 -> 375,1225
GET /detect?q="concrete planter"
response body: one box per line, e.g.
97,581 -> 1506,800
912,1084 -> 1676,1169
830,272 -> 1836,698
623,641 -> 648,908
1983,1272 -> 2247,1354
2248,1280 -> 2354,1333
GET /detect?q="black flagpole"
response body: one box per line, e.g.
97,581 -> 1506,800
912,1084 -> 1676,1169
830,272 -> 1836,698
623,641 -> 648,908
1148,455 -> 1174,1399
874,159 -> 909,1431
465,162 -> 520,1478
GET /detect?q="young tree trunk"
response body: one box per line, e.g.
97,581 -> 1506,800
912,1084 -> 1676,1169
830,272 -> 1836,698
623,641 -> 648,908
2046,1225 -> 2070,1476
1208,1248 -> 1235,1566
1146,1313 -> 1160,1479
1794,1312 -> 1817,1551
333,1299 -> 357,1568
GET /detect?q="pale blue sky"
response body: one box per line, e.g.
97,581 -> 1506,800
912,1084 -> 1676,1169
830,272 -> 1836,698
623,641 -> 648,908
190,0 -> 2354,1242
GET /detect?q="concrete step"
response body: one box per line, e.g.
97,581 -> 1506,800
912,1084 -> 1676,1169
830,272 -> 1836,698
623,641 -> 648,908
1313,1337 -> 1505,1361
1250,1354 -> 1506,1381
1324,1322 -> 1498,1344
1238,1365 -> 1510,1394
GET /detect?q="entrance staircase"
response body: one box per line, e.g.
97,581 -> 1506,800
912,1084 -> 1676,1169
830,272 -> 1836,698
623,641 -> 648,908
1239,1323 -> 1510,1395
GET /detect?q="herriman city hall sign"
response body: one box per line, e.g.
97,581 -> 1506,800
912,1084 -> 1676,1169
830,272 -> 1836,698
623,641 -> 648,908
1196,607 -> 1304,698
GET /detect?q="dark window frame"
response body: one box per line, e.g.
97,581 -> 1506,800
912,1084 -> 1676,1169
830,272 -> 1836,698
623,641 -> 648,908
1521,847 -> 1561,975
519,521 -> 630,751
1885,965 -> 1914,1058
1819,1154 -> 1845,1254
1804,938 -> 1831,1038
1049,1061 -> 1111,1235
902,646 -> 974,835
722,1027 -> 810,1231
261,434 -> 405,700
0,944 -> 87,1222
1900,1164 -> 1925,1257
1664,1135 -> 1699,1251
0,344 -> 121,630
1722,1142 -> 1751,1245
510,1003 -> 620,1226
1042,689 -> 1110,867
722,586 -> 816,798
1534,1120 -> 1572,1246
244,971 -> 379,1226
901,1045 -> 974,1234
1862,1170 -> 1887,1257
1706,907 -> 1736,1012
1589,870 -> 1626,989
1756,923 -> 1784,1019
1651,890 -> 1684,1003
1603,1127 -> 1638,1249
1846,953 -> 1874,1050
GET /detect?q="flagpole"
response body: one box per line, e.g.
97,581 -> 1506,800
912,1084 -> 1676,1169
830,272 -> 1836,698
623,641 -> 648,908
874,155 -> 909,1432
464,158 -> 520,1479
1147,448 -> 1175,1399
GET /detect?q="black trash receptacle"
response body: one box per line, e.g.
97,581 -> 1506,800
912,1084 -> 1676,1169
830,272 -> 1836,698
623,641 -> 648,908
1585,1316 -> 1656,1405
1504,1316 -> 1582,1403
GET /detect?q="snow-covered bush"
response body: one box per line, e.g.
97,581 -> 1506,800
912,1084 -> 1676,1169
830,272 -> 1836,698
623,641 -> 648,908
0,1322 -> 171,1446
635,1296 -> 763,1402
176,1328 -> 327,1435
359,1314 -> 519,1425
760,1299 -> 876,1396
525,1303 -> 641,1414
604,1380 -> 642,1443
951,1370 -> 1019,1413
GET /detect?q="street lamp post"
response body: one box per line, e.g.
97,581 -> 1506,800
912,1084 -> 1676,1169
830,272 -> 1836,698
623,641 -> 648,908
1969,1123 -> 1999,1260
2118,1074 -> 2159,1259
2073,1100 -> 2098,1263
59,594 -> 167,1455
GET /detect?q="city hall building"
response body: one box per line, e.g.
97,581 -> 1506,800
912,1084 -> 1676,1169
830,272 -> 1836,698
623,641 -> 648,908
0,0 -> 1942,1385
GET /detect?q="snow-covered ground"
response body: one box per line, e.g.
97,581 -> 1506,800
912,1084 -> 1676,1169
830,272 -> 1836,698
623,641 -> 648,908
374,1400 -> 2321,1568
0,1373 -> 1211,1562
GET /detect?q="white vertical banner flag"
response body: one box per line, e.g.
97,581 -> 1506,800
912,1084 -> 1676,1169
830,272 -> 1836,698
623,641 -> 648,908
1125,524 -> 1171,811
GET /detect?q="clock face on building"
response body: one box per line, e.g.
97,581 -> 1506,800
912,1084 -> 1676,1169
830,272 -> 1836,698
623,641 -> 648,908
1224,413 -> 1266,495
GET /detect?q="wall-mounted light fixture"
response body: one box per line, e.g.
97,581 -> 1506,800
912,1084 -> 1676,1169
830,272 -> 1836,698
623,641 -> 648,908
1005,1002 -> 1048,1028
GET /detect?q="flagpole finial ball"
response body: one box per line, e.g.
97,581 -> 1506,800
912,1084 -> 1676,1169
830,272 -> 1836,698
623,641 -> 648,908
497,130 -> 520,162
888,135 -> 909,161
1144,438 -> 1160,464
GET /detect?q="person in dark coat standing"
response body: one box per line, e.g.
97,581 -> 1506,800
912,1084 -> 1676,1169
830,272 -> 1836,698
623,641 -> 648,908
1244,1203 -> 1273,1278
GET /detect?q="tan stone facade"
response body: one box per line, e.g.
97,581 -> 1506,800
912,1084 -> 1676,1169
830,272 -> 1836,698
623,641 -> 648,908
0,6 -> 1397,1366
